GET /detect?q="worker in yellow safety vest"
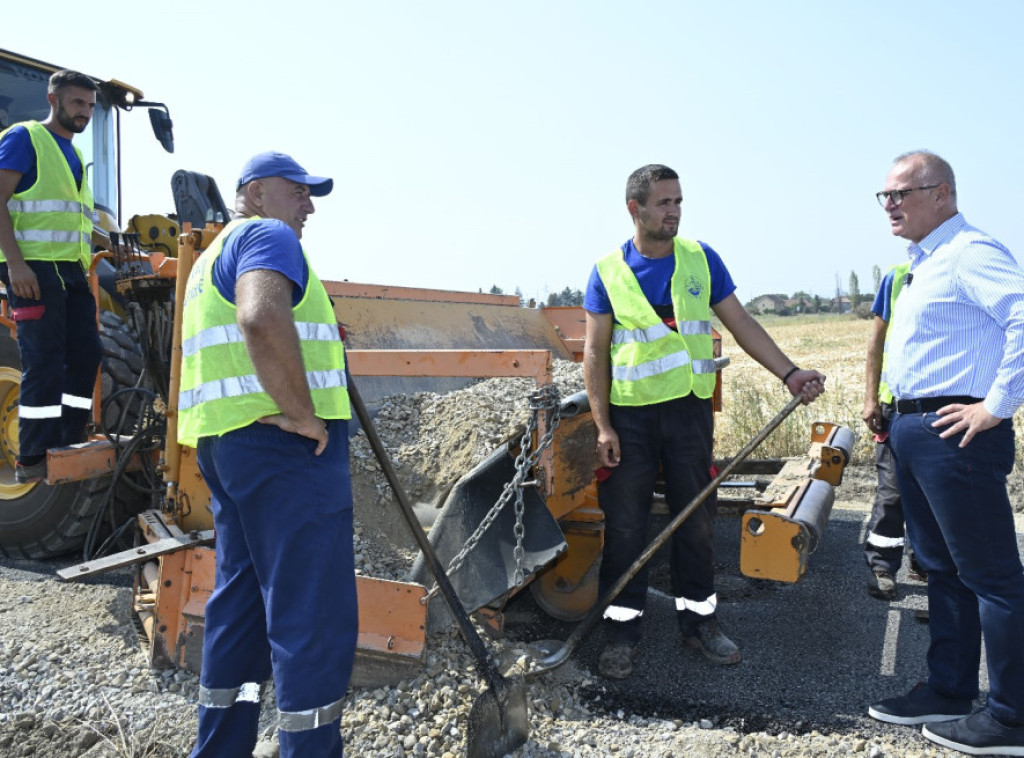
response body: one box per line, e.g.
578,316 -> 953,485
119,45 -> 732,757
583,164 -> 826,680
0,70 -> 109,483
179,151 -> 355,758
862,262 -> 927,600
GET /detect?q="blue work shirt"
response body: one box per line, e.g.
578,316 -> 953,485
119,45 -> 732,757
584,238 -> 736,319
872,268 -> 896,322
212,218 -> 309,306
0,124 -> 84,191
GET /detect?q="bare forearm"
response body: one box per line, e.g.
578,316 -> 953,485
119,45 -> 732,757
0,206 -> 27,267
237,271 -> 317,425
714,294 -> 825,404
242,311 -> 316,421
864,325 -> 884,405
584,345 -> 613,433
729,312 -> 795,378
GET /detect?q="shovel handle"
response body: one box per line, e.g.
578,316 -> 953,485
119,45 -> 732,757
347,377 -> 503,690
529,392 -> 804,677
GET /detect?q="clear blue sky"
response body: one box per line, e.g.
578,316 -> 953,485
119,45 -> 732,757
8,1 -> 1024,304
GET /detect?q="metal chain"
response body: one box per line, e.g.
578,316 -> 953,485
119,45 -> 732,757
424,384 -> 562,600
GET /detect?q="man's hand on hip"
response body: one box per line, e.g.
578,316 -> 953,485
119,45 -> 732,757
933,402 -> 1001,448
258,413 -> 329,456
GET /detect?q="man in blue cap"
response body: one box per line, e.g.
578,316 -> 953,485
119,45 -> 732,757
179,151 -> 356,758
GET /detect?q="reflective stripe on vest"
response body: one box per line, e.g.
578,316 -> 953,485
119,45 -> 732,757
178,369 -> 347,411
13,229 -> 90,244
8,199 -> 88,214
177,217 -> 350,446
611,350 -> 691,383
596,237 -> 715,406
878,261 -> 911,405
610,319 -> 711,346
181,321 -> 342,357
1,121 -> 94,268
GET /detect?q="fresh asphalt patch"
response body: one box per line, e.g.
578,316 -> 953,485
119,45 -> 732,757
504,503 -> 1021,740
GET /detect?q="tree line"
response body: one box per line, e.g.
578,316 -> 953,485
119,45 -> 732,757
488,266 -> 884,315
487,285 -> 584,307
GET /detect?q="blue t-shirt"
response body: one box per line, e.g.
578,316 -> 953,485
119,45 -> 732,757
212,219 -> 309,306
0,124 -> 84,192
583,238 -> 736,318
871,269 -> 896,322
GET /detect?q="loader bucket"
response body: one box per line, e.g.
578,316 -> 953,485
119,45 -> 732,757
409,443 -> 567,633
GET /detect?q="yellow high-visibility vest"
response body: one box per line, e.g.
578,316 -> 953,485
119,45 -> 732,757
596,237 -> 715,406
879,261 -> 912,405
1,121 -> 94,269
177,218 -> 350,446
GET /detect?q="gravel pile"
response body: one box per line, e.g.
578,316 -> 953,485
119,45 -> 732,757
0,571 -> 961,757
0,364 -> 966,756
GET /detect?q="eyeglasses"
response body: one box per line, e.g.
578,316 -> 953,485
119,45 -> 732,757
876,185 -> 939,207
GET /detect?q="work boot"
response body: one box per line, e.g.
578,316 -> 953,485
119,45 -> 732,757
907,560 -> 928,584
14,459 -> 46,484
682,617 -> 741,665
597,643 -> 639,680
868,570 -> 898,600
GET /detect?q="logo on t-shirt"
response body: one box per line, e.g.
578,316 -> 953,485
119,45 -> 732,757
686,275 -> 703,298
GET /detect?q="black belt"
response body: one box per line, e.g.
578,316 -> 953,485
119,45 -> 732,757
894,396 -> 982,414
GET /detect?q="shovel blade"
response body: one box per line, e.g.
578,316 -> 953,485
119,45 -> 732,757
466,674 -> 529,758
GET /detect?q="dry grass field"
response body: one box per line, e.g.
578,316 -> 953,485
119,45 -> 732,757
713,313 -> 1024,472
714,313 -> 876,463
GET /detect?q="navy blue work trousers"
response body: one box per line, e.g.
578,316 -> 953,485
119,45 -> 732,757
598,394 -> 716,644
0,260 -> 101,459
190,419 -> 358,758
890,410 -> 1024,726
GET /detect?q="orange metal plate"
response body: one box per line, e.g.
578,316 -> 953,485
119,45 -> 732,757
355,576 -> 428,659
46,437 -> 155,485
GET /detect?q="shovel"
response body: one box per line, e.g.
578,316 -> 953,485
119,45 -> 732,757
526,393 -> 804,679
347,378 -> 529,758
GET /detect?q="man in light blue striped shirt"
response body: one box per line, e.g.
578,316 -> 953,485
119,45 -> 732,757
866,151 -> 1024,755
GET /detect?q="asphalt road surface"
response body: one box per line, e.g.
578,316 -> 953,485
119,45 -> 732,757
503,501 -> 1024,740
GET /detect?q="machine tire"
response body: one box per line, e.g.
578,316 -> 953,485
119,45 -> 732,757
0,312 -> 150,560
98,310 -> 145,430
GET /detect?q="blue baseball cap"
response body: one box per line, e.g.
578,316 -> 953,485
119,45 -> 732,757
236,151 -> 333,197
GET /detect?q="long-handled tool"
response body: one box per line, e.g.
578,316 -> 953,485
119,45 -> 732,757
347,378 -> 529,758
526,393 -> 804,679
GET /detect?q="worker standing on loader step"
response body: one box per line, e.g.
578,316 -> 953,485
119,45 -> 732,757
0,70 -> 106,483
583,164 -> 825,680
862,262 -> 926,602
178,151 -> 356,758
867,151 -> 1024,756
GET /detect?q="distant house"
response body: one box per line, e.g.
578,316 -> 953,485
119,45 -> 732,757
833,296 -> 852,314
748,294 -> 786,314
